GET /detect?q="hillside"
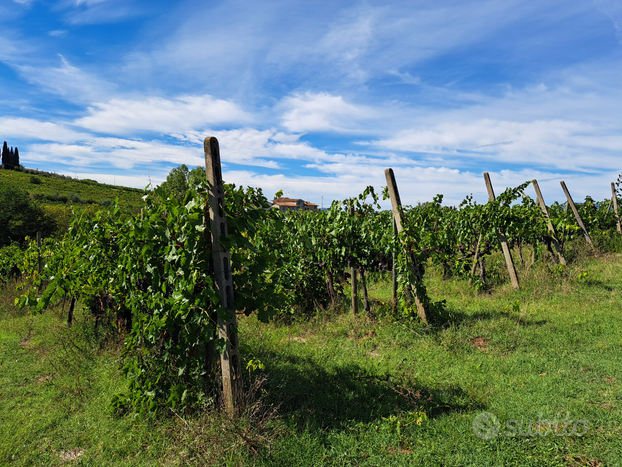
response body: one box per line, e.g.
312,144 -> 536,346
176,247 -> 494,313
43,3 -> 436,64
0,168 -> 145,211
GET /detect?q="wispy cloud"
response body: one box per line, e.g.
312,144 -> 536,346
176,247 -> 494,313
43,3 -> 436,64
61,0 -> 142,25
388,70 -> 421,85
0,34 -> 33,61
594,0 -> 622,43
14,55 -> 115,103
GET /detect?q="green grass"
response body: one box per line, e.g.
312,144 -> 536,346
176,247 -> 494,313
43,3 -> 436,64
0,300 -> 175,466
2,251 -> 622,465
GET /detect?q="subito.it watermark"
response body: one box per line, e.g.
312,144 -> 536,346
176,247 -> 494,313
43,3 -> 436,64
472,412 -> 589,440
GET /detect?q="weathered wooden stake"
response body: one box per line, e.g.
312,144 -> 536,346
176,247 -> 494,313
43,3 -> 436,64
360,267 -> 371,317
392,219 -> 397,309
204,136 -> 241,415
483,173 -> 520,290
384,168 -> 429,324
470,233 -> 482,279
560,181 -> 593,247
611,182 -> 621,235
36,231 -> 42,274
67,296 -> 75,327
350,205 -> 358,317
532,180 -> 566,265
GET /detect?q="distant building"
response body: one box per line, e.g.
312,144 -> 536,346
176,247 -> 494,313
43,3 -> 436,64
272,197 -> 319,212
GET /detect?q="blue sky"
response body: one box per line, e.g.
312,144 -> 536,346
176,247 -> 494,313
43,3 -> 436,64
1,0 -> 622,206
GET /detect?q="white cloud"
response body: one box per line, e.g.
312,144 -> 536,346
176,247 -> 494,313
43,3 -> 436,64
280,92 -> 374,133
26,143 -> 98,167
76,95 -> 250,135
0,117 -> 87,142
27,138 -> 203,170
174,127 -> 347,167
56,171 -> 156,190
365,118 -> 621,172
225,165 -> 619,209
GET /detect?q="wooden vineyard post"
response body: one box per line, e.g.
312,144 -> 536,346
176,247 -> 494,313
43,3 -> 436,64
392,218 -> 397,310
469,233 -> 482,283
483,173 -> 520,290
67,296 -> 75,327
384,168 -> 429,324
204,136 -> 241,415
350,205 -> 358,317
611,182 -> 622,234
532,180 -> 566,265
560,181 -> 593,248
36,231 -> 42,274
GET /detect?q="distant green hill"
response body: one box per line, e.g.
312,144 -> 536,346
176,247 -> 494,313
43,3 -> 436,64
0,168 -> 146,237
0,168 -> 145,210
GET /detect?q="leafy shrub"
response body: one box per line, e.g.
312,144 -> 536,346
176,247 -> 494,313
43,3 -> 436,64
0,185 -> 57,246
0,244 -> 24,283
46,192 -> 68,203
67,192 -> 82,204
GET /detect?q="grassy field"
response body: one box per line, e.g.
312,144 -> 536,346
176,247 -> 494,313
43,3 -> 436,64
1,250 -> 621,466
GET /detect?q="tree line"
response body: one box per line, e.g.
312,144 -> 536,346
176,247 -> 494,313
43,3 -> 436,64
1,141 -> 20,169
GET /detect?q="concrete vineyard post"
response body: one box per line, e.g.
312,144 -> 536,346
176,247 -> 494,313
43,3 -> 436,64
384,168 -> 429,324
532,179 -> 566,265
611,182 -> 621,234
483,173 -> 520,290
204,136 -> 241,416
560,181 -> 593,248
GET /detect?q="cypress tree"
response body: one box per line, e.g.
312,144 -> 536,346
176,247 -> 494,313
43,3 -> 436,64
1,142 -> 7,168
14,147 -> 19,168
9,147 -> 15,169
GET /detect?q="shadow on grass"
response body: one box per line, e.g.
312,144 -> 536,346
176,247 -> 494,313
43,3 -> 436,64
256,348 -> 484,432
431,306 -> 548,329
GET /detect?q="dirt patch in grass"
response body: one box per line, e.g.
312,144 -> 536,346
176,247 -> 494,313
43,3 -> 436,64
565,454 -> 602,467
285,336 -> 308,343
469,336 -> 489,351
58,448 -> 84,462
37,374 -> 53,384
